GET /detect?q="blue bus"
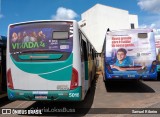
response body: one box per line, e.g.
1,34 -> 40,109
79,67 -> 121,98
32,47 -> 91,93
102,29 -> 157,81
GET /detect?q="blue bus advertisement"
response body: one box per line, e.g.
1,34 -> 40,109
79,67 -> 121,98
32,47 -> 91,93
104,29 -> 157,80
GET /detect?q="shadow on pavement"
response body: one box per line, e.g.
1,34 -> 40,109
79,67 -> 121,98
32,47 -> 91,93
0,95 -> 13,107
23,76 -> 98,116
104,80 -> 155,93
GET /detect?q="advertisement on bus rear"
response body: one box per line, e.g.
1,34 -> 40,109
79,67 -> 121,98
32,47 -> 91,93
105,32 -> 156,79
9,22 -> 73,53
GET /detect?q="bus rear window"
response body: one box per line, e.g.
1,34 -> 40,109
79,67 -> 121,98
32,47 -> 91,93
138,33 -> 148,38
53,31 -> 69,40
9,22 -> 73,53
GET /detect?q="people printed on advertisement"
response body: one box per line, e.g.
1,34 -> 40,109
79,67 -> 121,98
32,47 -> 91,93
10,29 -> 72,52
12,32 -> 18,42
111,48 -> 133,71
110,48 -> 147,72
30,32 -> 37,42
17,32 -> 22,43
11,31 -> 46,43
22,31 -> 30,42
37,31 -> 46,42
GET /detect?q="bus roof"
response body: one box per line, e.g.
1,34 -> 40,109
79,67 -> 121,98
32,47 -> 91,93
8,20 -> 97,52
8,20 -> 77,26
107,28 -> 153,35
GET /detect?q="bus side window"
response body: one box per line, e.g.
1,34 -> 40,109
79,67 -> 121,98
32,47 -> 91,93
138,33 -> 148,38
80,32 -> 88,62
79,32 -> 84,62
92,49 -> 94,60
82,40 -> 88,61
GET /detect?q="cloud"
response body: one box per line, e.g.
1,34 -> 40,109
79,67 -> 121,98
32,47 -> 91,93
139,23 -> 160,35
153,29 -> 160,35
51,7 -> 78,20
138,0 -> 160,14
139,24 -> 147,28
139,16 -> 160,35
139,14 -> 160,31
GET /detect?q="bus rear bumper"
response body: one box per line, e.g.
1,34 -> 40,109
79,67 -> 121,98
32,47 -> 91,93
105,73 -> 157,80
7,86 -> 82,101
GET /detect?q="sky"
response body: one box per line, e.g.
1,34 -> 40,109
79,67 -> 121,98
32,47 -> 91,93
0,0 -> 160,36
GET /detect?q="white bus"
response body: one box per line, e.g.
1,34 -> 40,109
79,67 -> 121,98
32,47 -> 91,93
7,20 -> 96,101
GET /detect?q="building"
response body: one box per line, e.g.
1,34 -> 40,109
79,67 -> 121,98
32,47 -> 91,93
79,4 -> 138,53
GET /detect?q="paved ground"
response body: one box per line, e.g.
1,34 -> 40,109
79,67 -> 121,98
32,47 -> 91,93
1,72 -> 160,117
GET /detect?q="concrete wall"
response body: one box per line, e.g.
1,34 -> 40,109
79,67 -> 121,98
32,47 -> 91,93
79,4 -> 138,53
129,15 -> 138,28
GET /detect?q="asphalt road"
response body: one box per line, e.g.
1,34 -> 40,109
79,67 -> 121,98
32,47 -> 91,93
1,73 -> 160,117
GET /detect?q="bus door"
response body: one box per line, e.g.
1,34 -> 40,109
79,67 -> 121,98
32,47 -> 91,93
82,39 -> 89,93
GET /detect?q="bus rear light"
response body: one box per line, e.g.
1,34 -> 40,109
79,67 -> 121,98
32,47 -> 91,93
7,68 -> 14,89
70,68 -> 78,90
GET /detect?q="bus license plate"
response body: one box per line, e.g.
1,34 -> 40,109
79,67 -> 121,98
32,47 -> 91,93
35,96 -> 47,99
128,75 -> 135,78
